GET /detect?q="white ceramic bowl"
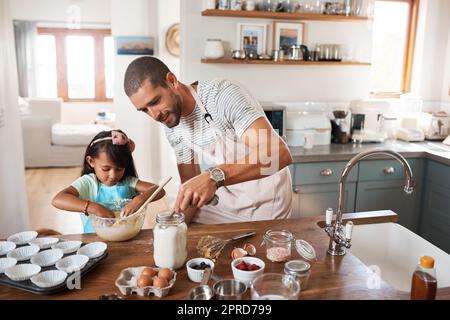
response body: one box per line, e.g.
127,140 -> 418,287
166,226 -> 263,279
52,240 -> 82,254
7,231 -> 38,245
5,263 -> 41,281
0,241 -> 16,256
0,258 -> 17,274
231,256 -> 265,287
77,242 -> 107,259
29,237 -> 59,250
186,257 -> 215,283
7,245 -> 40,262
31,270 -> 68,288
30,249 -> 64,267
56,254 -> 89,273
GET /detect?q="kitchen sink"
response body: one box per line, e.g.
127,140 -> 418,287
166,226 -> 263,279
349,222 -> 450,292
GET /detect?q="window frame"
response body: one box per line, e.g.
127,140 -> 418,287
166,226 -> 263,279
37,27 -> 113,102
370,0 -> 420,98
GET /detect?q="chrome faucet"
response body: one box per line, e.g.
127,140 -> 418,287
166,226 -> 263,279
325,148 -> 415,256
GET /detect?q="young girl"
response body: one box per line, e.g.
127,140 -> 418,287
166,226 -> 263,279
52,130 -> 165,233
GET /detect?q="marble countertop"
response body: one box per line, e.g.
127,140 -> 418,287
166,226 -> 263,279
290,140 -> 450,165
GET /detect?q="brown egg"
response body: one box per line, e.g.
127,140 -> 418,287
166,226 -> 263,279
141,267 -> 156,278
137,275 -> 152,288
158,268 -> 173,281
152,276 -> 168,289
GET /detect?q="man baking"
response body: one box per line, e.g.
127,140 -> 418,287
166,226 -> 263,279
124,56 -> 293,224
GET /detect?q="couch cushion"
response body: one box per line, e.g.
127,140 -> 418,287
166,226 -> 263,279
51,123 -> 111,146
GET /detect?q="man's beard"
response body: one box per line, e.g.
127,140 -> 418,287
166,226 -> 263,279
164,93 -> 182,128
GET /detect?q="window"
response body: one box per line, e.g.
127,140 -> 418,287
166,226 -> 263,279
370,0 -> 419,96
36,28 -> 114,101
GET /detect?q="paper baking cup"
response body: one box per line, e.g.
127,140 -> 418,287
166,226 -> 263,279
7,231 -> 38,245
7,245 -> 40,262
30,249 -> 64,267
51,240 -> 82,254
0,241 -> 16,256
29,237 -> 59,250
31,270 -> 68,288
77,242 -> 107,259
5,264 -> 41,281
0,258 -> 17,274
56,254 -> 89,273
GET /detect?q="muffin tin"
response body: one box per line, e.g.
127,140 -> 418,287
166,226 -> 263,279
115,266 -> 177,298
0,236 -> 108,295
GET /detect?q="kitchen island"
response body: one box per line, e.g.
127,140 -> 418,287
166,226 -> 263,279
1,210 -> 449,300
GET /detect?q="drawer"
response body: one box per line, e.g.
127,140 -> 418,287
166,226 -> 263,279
358,159 -> 420,182
292,161 -> 358,185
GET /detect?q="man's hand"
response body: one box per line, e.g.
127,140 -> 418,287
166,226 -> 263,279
175,172 -> 217,212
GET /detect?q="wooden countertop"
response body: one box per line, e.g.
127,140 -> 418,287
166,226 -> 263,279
1,210 -> 449,300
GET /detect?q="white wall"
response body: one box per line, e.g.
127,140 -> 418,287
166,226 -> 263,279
412,0 -> 450,102
180,0 -> 374,102
0,0 -> 29,237
112,0 -> 180,194
9,0 -> 110,24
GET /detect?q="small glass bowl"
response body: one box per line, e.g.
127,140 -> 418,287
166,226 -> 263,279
90,199 -> 147,242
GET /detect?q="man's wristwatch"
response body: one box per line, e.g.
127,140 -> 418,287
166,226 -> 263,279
207,167 -> 225,189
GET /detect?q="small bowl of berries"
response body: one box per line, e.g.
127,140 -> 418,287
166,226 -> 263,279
231,256 -> 265,287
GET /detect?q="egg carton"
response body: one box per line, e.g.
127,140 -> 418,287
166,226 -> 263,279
115,266 -> 177,298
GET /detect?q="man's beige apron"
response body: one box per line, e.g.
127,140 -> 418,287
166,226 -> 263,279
187,86 -> 292,224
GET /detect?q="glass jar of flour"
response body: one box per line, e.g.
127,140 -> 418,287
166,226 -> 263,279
153,211 -> 188,270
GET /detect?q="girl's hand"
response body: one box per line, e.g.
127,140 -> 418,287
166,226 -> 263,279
91,203 -> 116,218
121,198 -> 144,217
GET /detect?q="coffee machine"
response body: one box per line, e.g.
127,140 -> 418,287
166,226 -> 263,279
349,100 -> 390,143
331,110 -> 351,144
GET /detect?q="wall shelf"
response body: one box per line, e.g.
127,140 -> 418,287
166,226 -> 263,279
201,58 -> 371,66
201,9 -> 369,22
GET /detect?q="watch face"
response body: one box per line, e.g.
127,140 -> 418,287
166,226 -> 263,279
211,168 -> 224,182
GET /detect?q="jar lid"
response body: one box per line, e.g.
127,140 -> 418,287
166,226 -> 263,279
156,211 -> 185,224
295,239 -> 316,261
263,229 -> 293,243
284,260 -> 311,275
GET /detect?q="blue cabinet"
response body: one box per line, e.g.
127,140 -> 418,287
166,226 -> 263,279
419,160 -> 450,253
290,161 -> 357,218
355,159 -> 423,232
290,158 -> 423,232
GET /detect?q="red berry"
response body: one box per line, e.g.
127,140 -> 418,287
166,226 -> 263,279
249,264 -> 260,271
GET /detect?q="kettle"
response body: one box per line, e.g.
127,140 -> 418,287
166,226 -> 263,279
287,44 -> 309,61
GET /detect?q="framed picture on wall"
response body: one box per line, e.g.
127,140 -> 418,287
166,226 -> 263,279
273,21 -> 305,53
115,36 -> 155,55
236,23 -> 267,55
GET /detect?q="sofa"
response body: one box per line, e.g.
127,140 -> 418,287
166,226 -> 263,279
21,98 -> 111,168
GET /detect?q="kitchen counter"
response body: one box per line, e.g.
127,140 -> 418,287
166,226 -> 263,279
1,210 -> 449,300
290,140 -> 450,165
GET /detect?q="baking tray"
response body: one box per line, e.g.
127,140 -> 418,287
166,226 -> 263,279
0,243 -> 108,295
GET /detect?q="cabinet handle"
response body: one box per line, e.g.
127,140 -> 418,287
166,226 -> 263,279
383,166 -> 395,174
293,187 -> 300,194
320,168 -> 333,176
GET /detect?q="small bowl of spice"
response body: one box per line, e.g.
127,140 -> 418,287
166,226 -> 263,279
186,258 -> 215,283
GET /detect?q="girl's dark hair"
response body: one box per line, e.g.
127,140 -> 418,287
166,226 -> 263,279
81,130 -> 138,179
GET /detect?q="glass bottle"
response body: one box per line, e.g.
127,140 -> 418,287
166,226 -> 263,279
153,211 -> 188,270
410,256 -> 437,300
